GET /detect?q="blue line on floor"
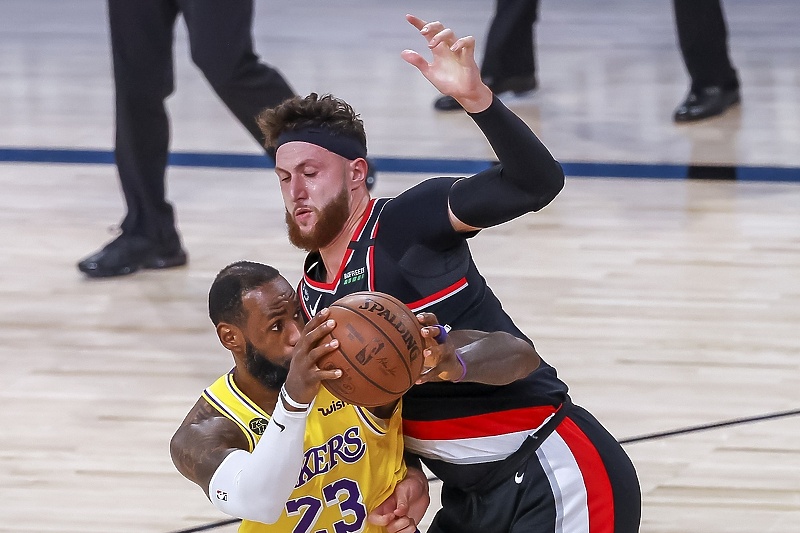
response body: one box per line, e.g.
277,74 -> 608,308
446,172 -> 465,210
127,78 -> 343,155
2,147 -> 799,183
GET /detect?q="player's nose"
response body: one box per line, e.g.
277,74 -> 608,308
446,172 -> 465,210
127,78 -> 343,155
288,174 -> 308,201
287,320 -> 303,347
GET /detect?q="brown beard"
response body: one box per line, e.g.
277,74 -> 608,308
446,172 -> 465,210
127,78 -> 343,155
285,185 -> 351,252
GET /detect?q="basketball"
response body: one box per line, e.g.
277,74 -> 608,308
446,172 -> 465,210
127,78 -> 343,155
317,291 -> 425,407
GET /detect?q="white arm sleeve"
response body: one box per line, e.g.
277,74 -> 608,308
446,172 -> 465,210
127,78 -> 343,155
208,399 -> 308,524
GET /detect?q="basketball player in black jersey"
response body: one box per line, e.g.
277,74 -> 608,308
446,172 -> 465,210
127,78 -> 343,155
256,14 -> 641,533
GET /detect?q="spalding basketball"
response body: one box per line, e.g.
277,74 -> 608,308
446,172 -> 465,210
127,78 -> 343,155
317,291 -> 425,407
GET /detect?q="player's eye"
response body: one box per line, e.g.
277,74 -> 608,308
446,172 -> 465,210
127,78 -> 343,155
269,322 -> 281,332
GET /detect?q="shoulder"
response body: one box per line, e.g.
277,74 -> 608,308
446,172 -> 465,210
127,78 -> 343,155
387,177 -> 458,209
379,177 -> 461,241
172,397 -> 247,449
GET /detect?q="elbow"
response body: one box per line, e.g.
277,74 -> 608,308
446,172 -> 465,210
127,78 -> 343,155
229,492 -> 286,525
512,354 -> 540,381
234,478 -> 287,524
513,341 -> 541,380
516,161 -> 565,213
523,350 -> 541,377
549,164 -> 566,203
245,508 -> 284,526
534,162 -> 565,211
169,431 -> 190,480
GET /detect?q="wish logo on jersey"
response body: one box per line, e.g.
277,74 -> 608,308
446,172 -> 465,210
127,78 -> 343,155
317,398 -> 347,417
296,426 -> 366,488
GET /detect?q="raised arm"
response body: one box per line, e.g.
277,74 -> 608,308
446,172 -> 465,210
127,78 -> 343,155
450,99 -> 565,229
402,14 -> 564,232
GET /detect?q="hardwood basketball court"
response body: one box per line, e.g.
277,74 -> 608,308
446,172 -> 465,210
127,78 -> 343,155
1,1 -> 798,531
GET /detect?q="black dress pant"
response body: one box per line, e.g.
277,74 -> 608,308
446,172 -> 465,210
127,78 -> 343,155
108,0 -> 295,244
673,0 -> 739,92
480,0 -> 540,85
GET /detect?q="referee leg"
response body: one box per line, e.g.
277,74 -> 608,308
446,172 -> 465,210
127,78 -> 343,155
181,0 -> 296,150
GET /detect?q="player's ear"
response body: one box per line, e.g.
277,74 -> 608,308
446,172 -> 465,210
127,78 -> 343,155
349,158 -> 368,190
217,322 -> 244,353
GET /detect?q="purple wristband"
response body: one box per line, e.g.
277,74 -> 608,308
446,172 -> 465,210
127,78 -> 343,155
453,349 -> 467,382
433,324 -> 448,344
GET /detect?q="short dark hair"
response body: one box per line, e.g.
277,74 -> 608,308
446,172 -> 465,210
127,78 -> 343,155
208,261 -> 281,326
257,93 -> 367,153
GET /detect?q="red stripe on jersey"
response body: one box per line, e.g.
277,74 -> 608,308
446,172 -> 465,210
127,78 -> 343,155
403,405 -> 558,440
297,280 -> 308,320
367,245 -> 375,291
406,277 -> 469,312
557,418 -> 615,533
352,198 -> 377,241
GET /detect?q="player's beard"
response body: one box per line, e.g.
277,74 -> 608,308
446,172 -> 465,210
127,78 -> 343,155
285,185 -> 350,252
244,341 -> 289,389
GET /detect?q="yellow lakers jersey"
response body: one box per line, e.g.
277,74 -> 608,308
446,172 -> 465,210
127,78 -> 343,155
202,371 -> 407,533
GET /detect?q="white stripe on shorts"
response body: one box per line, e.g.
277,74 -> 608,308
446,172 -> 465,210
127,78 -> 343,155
535,430 -> 590,533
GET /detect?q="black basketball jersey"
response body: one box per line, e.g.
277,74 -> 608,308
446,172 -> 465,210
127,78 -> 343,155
298,178 -> 569,488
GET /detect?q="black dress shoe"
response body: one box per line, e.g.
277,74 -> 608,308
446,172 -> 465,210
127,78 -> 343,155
433,74 -> 538,112
77,234 -> 188,278
673,86 -> 740,122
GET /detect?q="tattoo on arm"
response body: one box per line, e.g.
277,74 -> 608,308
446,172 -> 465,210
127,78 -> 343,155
170,398 -> 250,497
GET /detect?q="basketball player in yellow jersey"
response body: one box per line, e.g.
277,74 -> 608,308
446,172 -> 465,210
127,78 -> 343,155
171,261 -> 540,532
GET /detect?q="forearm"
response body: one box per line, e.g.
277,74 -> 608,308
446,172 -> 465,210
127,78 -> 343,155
470,96 -> 564,195
450,330 -> 540,385
207,399 -> 307,523
450,97 -> 564,227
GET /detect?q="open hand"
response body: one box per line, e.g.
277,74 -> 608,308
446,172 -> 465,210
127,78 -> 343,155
401,14 -> 493,113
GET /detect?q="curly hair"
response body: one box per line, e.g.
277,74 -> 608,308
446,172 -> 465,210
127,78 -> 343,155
257,93 -> 367,152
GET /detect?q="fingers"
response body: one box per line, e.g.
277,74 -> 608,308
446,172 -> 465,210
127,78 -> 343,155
428,27 -> 456,50
302,307 -> 330,333
368,513 -> 417,533
407,14 -> 457,51
387,516 -> 418,533
420,325 -> 446,342
451,35 -> 476,55
295,310 -> 342,380
366,510 -> 393,527
420,21 -> 445,38
418,325 -> 447,381
416,312 -> 438,327
393,497 -> 409,517
309,340 -> 342,378
400,49 -> 428,73
417,348 -> 440,384
302,311 -> 335,345
405,13 -> 426,31
367,494 -> 397,526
